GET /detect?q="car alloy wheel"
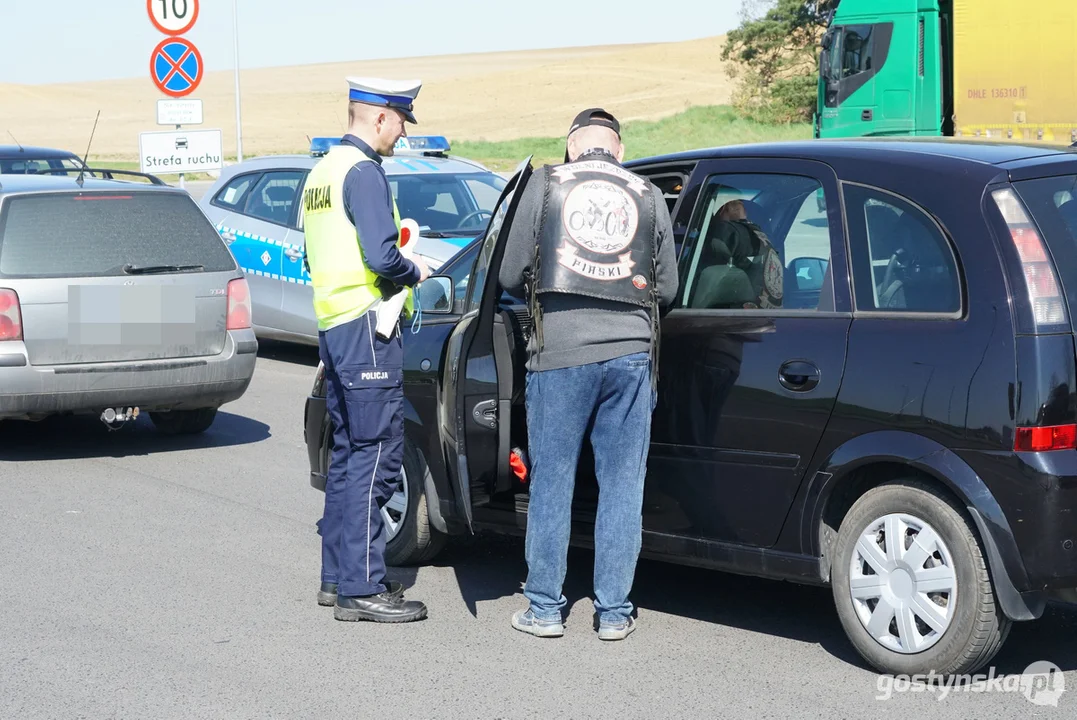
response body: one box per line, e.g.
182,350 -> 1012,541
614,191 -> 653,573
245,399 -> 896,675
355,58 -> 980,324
848,512 -> 957,654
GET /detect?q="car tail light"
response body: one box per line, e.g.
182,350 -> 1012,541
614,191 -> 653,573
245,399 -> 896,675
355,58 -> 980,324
226,278 -> 251,330
991,188 -> 1066,327
1014,424 -> 1077,452
0,288 -> 23,341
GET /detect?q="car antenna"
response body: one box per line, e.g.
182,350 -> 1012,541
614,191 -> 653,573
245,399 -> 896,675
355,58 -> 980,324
76,110 -> 101,187
8,131 -> 24,152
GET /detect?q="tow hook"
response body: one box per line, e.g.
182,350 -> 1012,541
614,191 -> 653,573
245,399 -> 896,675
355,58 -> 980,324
100,406 -> 140,430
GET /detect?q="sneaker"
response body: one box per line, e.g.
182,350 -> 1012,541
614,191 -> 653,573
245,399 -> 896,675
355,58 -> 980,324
510,609 -> 564,638
598,616 -> 636,641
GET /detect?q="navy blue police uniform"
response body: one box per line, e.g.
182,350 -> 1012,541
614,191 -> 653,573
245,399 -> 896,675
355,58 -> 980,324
306,77 -> 429,623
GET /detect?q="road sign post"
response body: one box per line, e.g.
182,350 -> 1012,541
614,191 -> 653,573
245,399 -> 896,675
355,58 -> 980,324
147,0 -> 207,191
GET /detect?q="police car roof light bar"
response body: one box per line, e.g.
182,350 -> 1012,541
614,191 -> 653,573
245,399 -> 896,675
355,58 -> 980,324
394,135 -> 451,156
310,137 -> 343,157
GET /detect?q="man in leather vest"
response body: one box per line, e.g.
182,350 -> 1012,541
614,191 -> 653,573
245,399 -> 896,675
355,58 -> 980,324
304,77 -> 430,624
499,108 -> 679,640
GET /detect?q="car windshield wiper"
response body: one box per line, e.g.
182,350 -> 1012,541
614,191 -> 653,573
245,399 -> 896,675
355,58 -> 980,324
122,263 -> 204,275
424,229 -> 482,237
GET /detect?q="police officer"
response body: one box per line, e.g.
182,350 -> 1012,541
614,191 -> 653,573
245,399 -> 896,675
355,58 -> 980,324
303,77 -> 430,623
499,109 -> 679,640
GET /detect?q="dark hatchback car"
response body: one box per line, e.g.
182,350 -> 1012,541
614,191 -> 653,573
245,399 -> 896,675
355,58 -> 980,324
0,145 -> 88,175
305,140 -> 1077,676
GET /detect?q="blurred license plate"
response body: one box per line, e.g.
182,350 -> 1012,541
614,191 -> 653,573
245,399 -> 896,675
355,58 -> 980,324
68,285 -> 196,345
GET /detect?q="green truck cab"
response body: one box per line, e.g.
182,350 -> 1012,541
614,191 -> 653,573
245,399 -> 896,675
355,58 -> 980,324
816,0 -> 1077,144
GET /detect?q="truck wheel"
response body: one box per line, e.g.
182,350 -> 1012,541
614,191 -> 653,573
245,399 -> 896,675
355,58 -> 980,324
831,479 -> 1011,676
149,407 -> 218,435
320,434 -> 446,567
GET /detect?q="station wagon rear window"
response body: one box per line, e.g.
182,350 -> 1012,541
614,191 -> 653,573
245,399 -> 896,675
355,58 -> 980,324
0,191 -> 237,278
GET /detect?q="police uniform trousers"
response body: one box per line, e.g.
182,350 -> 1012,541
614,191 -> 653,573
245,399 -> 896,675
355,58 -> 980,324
317,308 -> 404,598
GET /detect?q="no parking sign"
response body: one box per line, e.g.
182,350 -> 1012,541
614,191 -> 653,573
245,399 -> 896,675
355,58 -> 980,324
150,37 -> 203,98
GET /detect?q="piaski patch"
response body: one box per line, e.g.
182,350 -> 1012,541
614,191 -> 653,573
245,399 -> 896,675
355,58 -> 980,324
555,176 -> 641,282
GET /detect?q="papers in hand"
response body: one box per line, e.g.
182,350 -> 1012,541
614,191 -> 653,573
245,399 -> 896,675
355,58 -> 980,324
375,218 -> 420,340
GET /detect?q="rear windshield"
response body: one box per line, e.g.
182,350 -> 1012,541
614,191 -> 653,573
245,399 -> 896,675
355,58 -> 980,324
1013,175 -> 1077,318
0,191 -> 237,278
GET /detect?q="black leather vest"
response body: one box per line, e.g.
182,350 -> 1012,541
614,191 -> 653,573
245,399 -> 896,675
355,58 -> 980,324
533,156 -> 657,307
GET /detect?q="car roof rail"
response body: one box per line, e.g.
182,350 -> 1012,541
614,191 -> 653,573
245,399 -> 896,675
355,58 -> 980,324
34,168 -> 168,186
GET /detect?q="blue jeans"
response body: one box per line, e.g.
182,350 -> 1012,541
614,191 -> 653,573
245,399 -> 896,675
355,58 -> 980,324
523,352 -> 655,625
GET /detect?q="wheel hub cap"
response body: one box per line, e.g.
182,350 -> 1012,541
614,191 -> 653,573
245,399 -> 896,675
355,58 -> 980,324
848,512 -> 957,654
381,466 -> 409,543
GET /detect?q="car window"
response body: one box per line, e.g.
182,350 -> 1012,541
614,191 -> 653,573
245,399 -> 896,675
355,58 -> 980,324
466,212 -> 500,313
844,184 -> 961,313
0,157 -> 80,174
465,178 -> 503,211
839,25 -> 874,78
390,173 -> 507,235
0,192 -> 236,279
679,173 -> 833,311
243,171 -> 304,226
212,172 -> 260,211
435,241 -> 481,308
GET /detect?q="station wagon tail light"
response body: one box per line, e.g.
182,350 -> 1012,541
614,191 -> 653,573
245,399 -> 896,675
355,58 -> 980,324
0,288 -> 22,341
991,188 -> 1066,327
1014,424 -> 1077,452
226,278 -> 251,330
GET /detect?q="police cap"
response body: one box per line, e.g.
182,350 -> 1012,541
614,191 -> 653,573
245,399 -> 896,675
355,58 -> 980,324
346,76 -> 422,124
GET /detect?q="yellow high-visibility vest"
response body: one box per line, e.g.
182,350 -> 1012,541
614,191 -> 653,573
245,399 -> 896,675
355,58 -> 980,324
301,144 -> 414,332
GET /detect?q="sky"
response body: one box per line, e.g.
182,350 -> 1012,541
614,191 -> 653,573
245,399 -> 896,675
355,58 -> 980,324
0,0 -> 744,85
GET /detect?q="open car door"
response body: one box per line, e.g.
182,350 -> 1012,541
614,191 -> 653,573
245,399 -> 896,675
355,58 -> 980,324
438,156 -> 534,532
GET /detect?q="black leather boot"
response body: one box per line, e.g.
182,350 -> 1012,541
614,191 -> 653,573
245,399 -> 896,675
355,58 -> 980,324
334,592 -> 428,623
318,581 -> 404,606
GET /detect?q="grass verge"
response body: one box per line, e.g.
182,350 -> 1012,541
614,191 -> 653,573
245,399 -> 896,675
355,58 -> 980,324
452,105 -> 812,170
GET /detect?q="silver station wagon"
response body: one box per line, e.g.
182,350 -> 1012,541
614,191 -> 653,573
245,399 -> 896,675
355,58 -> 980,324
0,173 -> 257,433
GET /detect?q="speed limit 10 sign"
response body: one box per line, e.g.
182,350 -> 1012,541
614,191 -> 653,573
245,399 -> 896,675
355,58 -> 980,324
147,0 -> 199,36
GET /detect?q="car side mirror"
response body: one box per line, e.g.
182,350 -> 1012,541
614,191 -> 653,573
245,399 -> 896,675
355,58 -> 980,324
417,275 -> 454,314
790,257 -> 828,291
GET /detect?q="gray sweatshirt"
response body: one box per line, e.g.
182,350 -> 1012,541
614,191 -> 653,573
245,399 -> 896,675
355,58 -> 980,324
498,157 -> 680,372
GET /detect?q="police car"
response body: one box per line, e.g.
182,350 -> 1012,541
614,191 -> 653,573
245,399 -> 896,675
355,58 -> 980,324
198,136 -> 506,346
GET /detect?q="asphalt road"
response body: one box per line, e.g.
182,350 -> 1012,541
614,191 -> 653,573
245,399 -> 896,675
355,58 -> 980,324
2,342 -> 1076,719
184,180 -> 213,203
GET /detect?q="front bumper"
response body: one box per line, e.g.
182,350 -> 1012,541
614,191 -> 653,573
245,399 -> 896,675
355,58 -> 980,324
0,330 -> 258,419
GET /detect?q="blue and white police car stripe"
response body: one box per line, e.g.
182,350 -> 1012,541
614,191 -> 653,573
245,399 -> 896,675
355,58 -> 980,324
216,222 -> 313,286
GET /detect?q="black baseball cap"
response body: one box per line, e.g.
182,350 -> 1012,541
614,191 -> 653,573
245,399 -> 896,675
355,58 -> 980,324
565,108 -> 621,161
567,108 -> 621,137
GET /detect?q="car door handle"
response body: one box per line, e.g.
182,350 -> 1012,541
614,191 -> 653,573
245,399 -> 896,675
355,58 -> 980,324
778,360 -> 820,392
284,247 -> 303,260
861,109 -> 873,121
220,229 -> 236,244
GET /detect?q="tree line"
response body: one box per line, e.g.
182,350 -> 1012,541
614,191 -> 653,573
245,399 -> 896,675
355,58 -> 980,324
722,0 -> 840,124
